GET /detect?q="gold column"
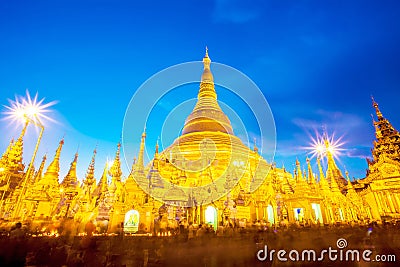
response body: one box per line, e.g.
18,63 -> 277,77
255,204 -> 259,220
394,194 -> 400,213
329,208 -> 334,224
386,192 -> 396,213
273,205 -> 278,225
380,191 -> 390,213
373,191 -> 383,214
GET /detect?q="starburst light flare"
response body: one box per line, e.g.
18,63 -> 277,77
2,90 -> 58,126
304,131 -> 346,161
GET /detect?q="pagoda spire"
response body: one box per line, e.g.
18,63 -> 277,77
201,46 -> 213,85
317,157 -> 325,180
98,162 -> 109,194
84,148 -> 97,187
295,158 -> 303,182
32,154 -> 47,184
181,48 -> 233,135
147,141 -> 164,189
0,138 -> 14,167
306,157 -> 316,185
109,143 -> 122,180
345,170 -> 356,192
155,139 -> 159,157
370,97 -> 400,163
330,169 -> 340,193
372,96 -> 383,120
130,157 -> 137,174
7,120 -> 29,172
317,157 -> 330,191
324,137 -> 345,187
136,129 -> 146,173
294,159 -> 311,194
42,139 -> 64,184
325,139 -> 341,174
61,152 -> 79,188
253,138 -> 259,154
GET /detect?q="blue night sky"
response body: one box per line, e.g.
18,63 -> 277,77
1,0 -> 400,181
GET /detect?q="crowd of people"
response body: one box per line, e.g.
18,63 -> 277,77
0,220 -> 399,266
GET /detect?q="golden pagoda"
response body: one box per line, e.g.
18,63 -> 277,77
355,97 -> 400,221
2,50 -> 400,233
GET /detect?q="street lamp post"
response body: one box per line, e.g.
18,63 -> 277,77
12,115 -> 44,220
2,90 -> 56,220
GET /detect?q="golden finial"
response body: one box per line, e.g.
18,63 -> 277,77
109,142 -> 122,178
202,47 -> 211,70
253,137 -> 259,153
371,95 -> 383,119
136,130 -> 146,172
155,139 -> 159,155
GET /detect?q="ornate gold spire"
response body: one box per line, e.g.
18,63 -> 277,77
7,121 -> 29,172
148,142 -> 164,189
32,154 -> 47,184
324,138 -> 345,189
61,152 -> 79,188
84,148 -> 97,187
370,97 -> 400,163
306,157 -> 315,185
330,169 -> 340,193
0,138 -> 14,167
182,48 -> 233,135
155,140 -> 159,158
372,96 -> 383,120
325,139 -> 340,173
317,157 -> 324,179
201,46 -> 213,84
109,143 -> 122,180
345,171 -> 355,192
253,138 -> 259,154
136,129 -> 146,173
317,157 -> 330,191
98,162 -> 109,195
294,159 -> 311,194
295,158 -> 303,182
42,139 -> 64,184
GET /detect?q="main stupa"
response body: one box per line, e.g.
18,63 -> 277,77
146,49 -> 270,206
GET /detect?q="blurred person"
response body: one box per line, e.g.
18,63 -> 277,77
10,222 -> 25,240
188,222 -> 195,240
84,220 -> 96,237
216,224 -> 224,237
8,222 -> 27,267
196,224 -> 205,238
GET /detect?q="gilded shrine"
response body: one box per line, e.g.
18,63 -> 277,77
1,50 -> 400,234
